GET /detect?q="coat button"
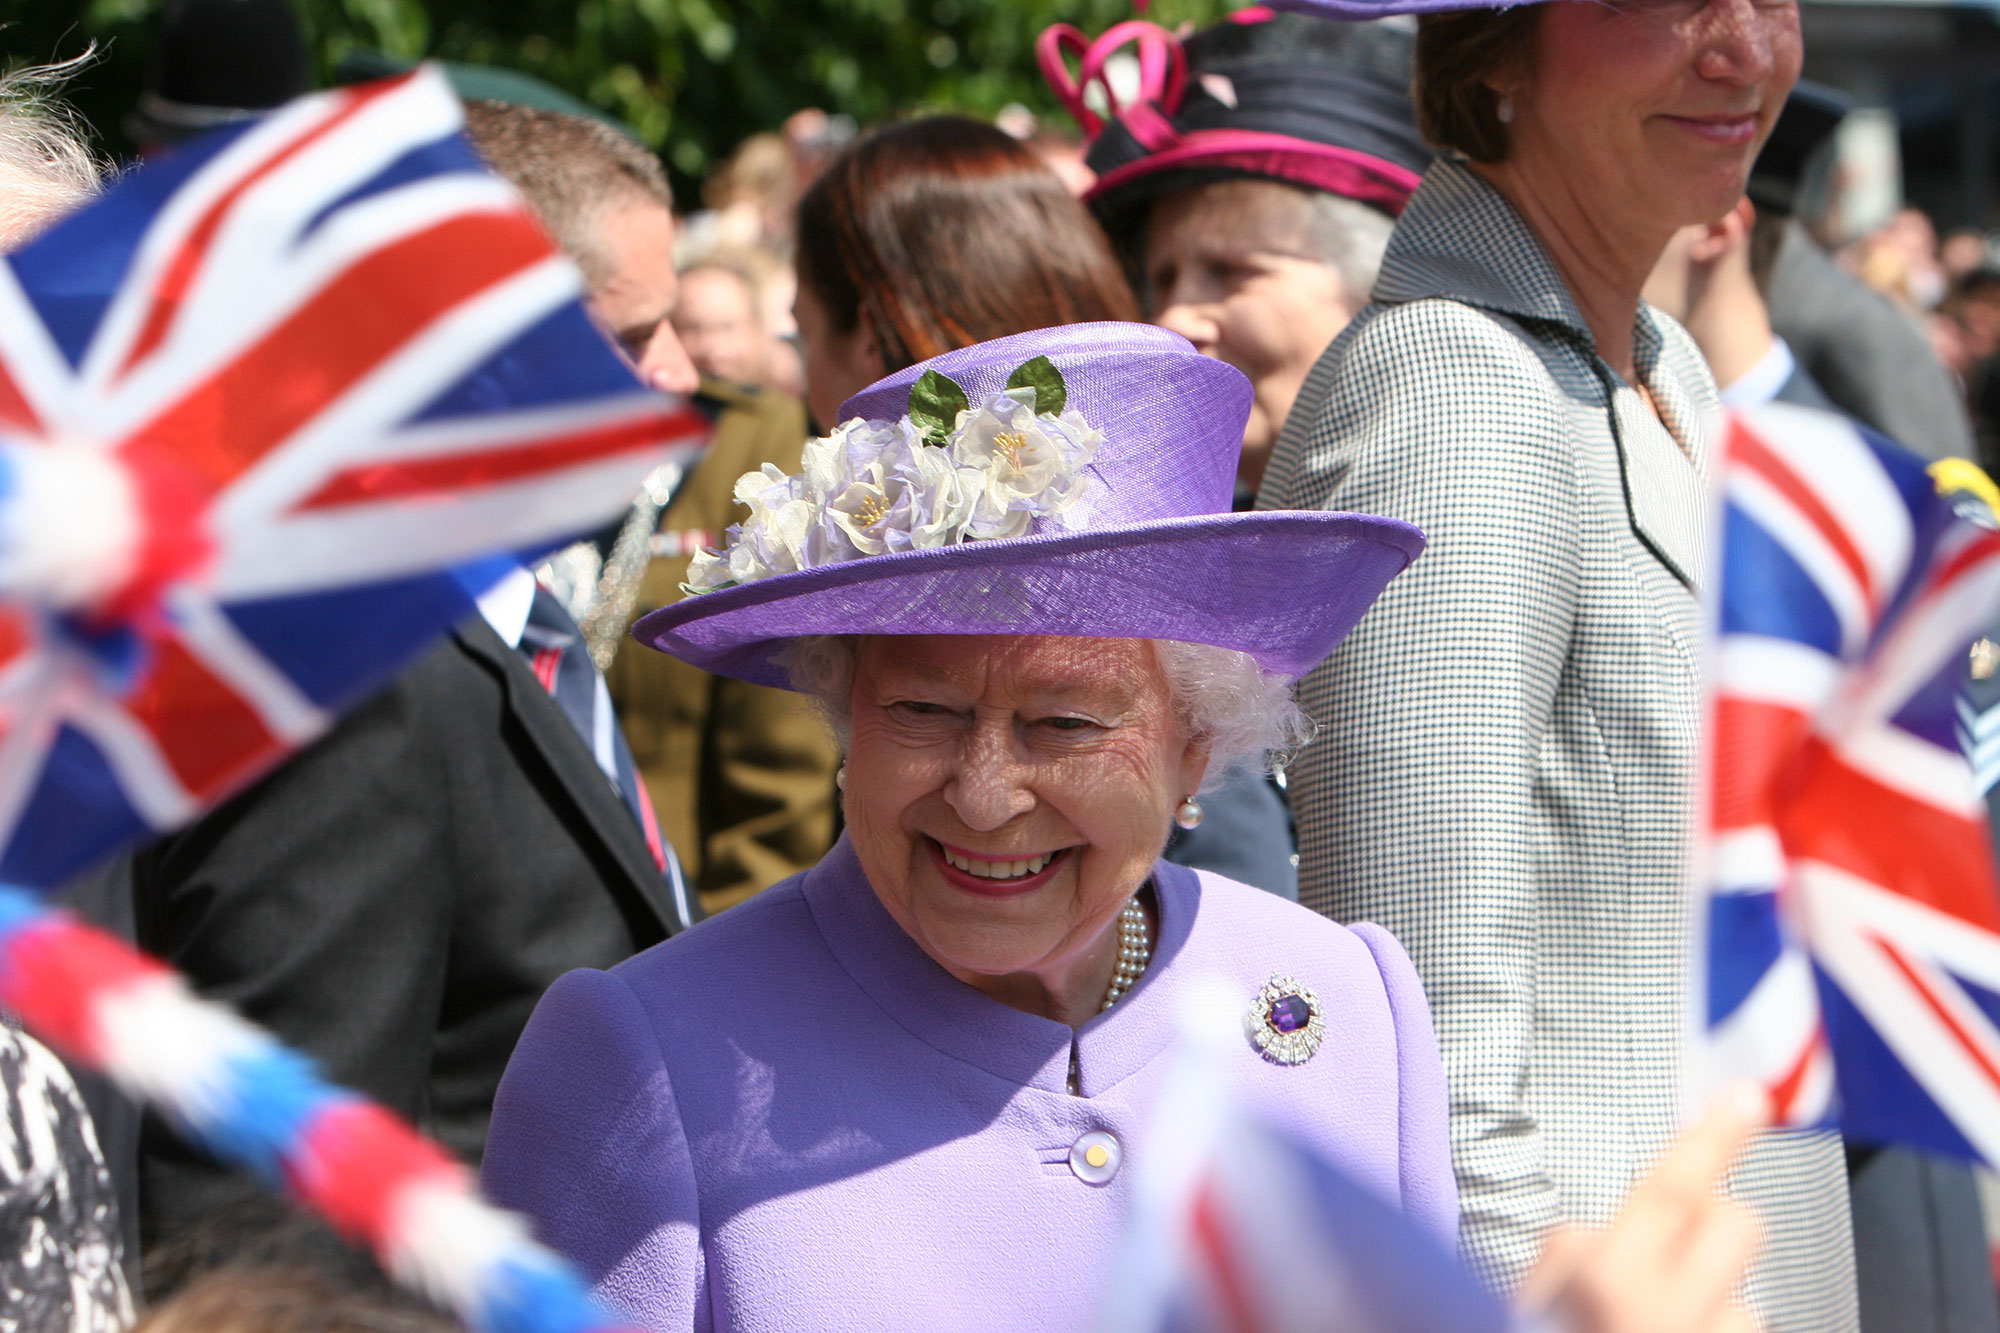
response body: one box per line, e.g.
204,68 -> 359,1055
1069,1130 -> 1121,1184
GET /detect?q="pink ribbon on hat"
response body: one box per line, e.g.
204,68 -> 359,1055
1038,15 -> 1421,219
1037,19 -> 1186,143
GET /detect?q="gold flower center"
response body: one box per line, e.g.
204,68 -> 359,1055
993,431 -> 1029,466
854,493 -> 890,528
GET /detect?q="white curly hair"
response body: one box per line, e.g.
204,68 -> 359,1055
0,54 -> 108,250
774,634 -> 1314,791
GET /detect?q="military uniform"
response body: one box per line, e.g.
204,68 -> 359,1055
606,379 -> 839,914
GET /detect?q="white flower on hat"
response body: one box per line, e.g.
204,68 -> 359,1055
806,417 -> 977,557
684,353 -> 1098,594
685,464 -> 821,591
953,390 -> 1099,541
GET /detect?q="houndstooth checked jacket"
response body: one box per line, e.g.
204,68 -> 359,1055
1259,158 -> 1858,1331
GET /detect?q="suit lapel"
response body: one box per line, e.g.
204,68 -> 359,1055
1377,160 -> 1712,592
450,617 -> 682,936
1609,315 -> 1709,592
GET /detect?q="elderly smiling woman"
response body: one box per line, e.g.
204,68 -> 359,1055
480,324 -> 1451,1328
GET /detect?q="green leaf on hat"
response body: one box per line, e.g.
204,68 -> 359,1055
1005,355 -> 1067,417
908,370 -> 971,447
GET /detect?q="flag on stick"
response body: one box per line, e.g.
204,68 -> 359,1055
1699,403 -> 2000,1163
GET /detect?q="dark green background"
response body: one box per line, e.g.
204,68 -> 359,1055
0,0 -> 1234,193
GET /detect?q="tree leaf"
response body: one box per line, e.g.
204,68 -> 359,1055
1005,355 -> 1066,417
908,370 -> 971,446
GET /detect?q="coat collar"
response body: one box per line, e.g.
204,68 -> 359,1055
1373,157 -> 1596,338
1376,157 -> 1711,591
450,614 -> 687,935
799,832 -> 1197,1097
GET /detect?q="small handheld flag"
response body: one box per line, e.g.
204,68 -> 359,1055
1698,403 -> 2000,1163
0,67 -> 706,1333
0,64 -> 707,887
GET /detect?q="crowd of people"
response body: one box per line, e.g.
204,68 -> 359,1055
4,0 -> 2000,1331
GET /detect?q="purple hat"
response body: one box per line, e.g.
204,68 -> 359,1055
634,323 -> 1423,691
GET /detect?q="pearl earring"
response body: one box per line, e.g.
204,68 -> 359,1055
1175,797 -> 1204,831
1496,95 -> 1516,125
835,765 -> 846,791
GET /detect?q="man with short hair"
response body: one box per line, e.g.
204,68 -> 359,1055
461,101 -> 836,915
461,100 -> 698,397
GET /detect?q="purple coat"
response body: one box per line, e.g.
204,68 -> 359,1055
482,833 -> 1455,1330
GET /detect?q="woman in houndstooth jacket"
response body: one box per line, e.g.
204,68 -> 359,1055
1259,4 -> 1859,1330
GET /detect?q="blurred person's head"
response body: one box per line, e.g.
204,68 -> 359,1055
1943,229 -> 1992,284
139,1200 -> 456,1332
1885,206 -> 1940,261
673,254 -> 773,386
1944,230 -> 1992,284
0,57 -> 107,249
1879,206 -> 1946,309
1949,269 -> 2000,367
705,131 -> 803,250
792,115 -> 1139,430
462,99 -> 698,395
1063,13 -> 1426,488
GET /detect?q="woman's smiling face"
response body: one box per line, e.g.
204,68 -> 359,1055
1502,0 -> 1802,239
843,634 -> 1207,993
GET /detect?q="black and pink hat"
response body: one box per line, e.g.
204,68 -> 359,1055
1040,10 -> 1432,240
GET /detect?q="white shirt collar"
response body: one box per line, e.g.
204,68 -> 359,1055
1719,336 -> 1797,409
475,564 -> 537,650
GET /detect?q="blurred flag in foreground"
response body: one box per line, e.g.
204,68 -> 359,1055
0,64 -> 706,889
1098,981 -> 1509,1333
0,68 -> 697,1333
1699,403 -> 2000,1162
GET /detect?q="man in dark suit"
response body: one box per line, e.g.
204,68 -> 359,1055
105,96 -> 705,1294
131,587 -> 693,1254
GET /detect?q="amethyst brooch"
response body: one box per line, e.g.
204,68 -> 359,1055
1246,975 -> 1324,1066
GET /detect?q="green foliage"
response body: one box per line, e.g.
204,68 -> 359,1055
2,0 -> 1234,193
1004,354 -> 1066,416
907,368 -> 970,446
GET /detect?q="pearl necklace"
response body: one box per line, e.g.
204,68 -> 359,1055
1102,897 -> 1151,1011
1069,897 -> 1153,1095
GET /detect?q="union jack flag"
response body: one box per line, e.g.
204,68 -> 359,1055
0,67 -> 707,889
1699,403 -> 2000,1163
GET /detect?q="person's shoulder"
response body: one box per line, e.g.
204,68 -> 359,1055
1185,869 -> 1395,974
1270,294 -> 1572,509
608,871 -> 818,995
1179,872 -> 1426,1039
1321,296 -> 1570,420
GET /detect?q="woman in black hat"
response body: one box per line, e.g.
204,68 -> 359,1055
1044,12 -> 1432,501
